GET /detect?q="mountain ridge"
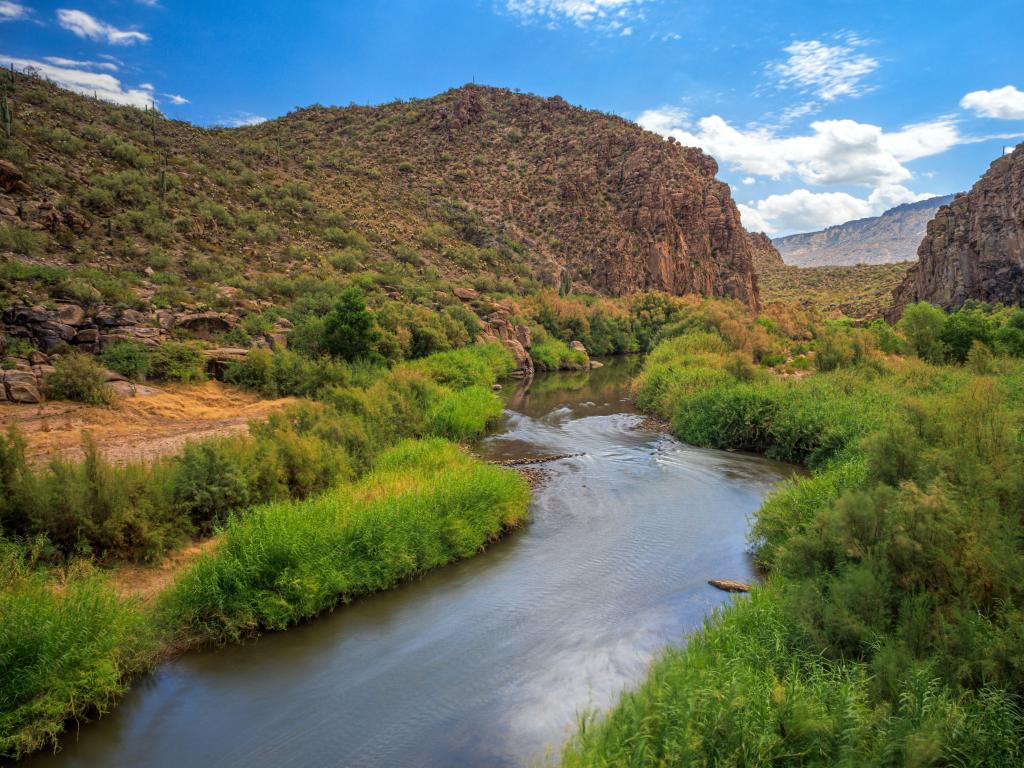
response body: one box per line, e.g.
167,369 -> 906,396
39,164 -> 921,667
772,194 -> 956,267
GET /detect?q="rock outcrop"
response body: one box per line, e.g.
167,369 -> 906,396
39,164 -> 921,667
892,145 -> 1024,314
748,232 -> 785,272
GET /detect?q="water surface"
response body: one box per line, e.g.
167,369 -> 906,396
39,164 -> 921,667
27,358 -> 797,768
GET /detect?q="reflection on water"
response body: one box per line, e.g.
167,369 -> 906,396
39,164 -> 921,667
26,357 -> 798,768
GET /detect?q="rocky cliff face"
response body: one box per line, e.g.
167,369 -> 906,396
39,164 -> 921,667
774,195 -> 956,267
748,232 -> 785,272
336,85 -> 761,306
892,145 -> 1024,313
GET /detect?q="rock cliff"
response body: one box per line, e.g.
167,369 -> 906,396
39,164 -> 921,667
892,145 -> 1024,313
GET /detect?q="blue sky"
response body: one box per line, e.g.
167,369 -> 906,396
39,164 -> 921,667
2,0 -> 1023,235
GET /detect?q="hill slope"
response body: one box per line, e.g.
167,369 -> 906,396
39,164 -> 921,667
0,74 -> 760,318
773,195 -> 955,266
893,144 -> 1024,313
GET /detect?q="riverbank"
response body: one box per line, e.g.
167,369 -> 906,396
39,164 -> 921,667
0,344 -> 527,760
562,307 -> 1024,765
20,356 -> 795,767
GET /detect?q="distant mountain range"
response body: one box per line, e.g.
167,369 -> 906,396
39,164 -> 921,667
772,195 -> 957,267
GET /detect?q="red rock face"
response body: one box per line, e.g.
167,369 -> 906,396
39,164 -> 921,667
892,143 -> 1024,314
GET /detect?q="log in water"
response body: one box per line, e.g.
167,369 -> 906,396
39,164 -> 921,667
27,357 -> 798,768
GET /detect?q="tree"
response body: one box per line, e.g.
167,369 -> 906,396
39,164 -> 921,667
899,302 -> 947,363
323,287 -> 379,361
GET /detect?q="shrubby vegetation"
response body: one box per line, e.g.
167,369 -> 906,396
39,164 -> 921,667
0,343 -> 520,757
563,298 -> 1024,766
0,541 -> 157,758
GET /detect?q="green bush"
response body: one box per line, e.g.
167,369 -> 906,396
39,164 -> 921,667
0,226 -> 49,257
148,342 -> 205,383
323,287 -> 380,362
100,341 -> 152,381
46,353 -> 113,406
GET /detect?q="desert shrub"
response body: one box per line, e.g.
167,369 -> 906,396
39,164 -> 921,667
100,341 -> 152,381
148,343 -> 205,383
224,348 -> 350,398
901,302 -> 948,363
322,227 -> 367,249
940,308 -> 993,364
169,439 -> 254,534
46,353 -> 112,406
0,226 -> 48,257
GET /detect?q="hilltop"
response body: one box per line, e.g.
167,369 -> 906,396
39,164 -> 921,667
0,73 -> 760,326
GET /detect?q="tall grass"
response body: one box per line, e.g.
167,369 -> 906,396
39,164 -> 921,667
158,439 -> 529,644
0,542 -> 156,758
563,590 -> 1024,767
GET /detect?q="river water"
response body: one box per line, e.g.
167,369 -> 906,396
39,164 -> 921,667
27,358 -> 797,768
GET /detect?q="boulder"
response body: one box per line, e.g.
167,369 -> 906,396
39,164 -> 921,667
589,360 -> 604,369
569,340 -> 589,356
453,287 -> 479,301
3,370 -> 42,403
202,347 -> 249,379
0,159 -> 23,194
177,312 -> 236,340
55,303 -> 86,326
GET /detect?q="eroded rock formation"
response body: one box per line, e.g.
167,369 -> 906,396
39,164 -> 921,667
892,145 -> 1024,314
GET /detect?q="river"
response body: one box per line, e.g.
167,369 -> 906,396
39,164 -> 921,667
25,357 -> 798,768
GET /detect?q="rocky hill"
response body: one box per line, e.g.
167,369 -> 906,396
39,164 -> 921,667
0,73 -> 760,324
774,195 -> 955,267
892,145 -> 1024,313
749,232 -> 785,272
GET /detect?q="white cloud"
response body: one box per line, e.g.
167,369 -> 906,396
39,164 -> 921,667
741,177 -> 755,185
222,112 -> 267,127
961,86 -> 1024,120
637,108 -> 962,187
42,55 -> 118,71
739,185 -> 932,236
506,0 -> 642,27
0,1 -> 28,21
56,9 -> 150,45
771,34 -> 879,102
162,92 -> 189,105
0,54 -> 155,108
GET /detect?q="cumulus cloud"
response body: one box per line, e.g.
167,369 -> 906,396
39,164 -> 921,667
738,185 -> 933,236
0,1 -> 28,21
57,9 -> 150,45
637,108 -> 962,187
506,0 -> 641,28
961,86 -> 1024,120
771,34 -> 879,102
0,54 -> 155,108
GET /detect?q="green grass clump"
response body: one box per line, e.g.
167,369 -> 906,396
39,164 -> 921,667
531,332 -> 588,372
426,385 -> 504,440
0,542 -> 155,759
158,439 -> 529,644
